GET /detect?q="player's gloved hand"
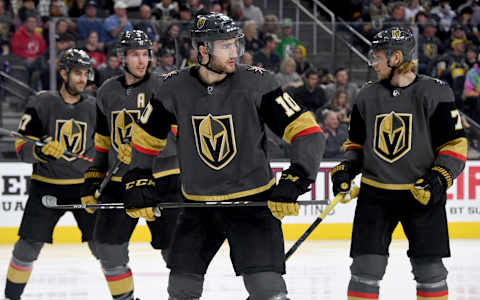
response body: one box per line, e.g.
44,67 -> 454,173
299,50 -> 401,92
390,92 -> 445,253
33,137 -> 66,163
123,168 -> 158,221
268,164 -> 312,221
117,143 -> 132,165
410,166 -> 452,206
81,167 -> 106,214
331,161 -> 358,196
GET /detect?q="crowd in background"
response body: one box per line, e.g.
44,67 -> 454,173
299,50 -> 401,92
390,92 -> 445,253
1,0 -> 480,160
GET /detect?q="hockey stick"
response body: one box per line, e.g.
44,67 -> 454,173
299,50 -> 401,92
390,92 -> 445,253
42,196 -> 329,209
285,185 -> 360,260
0,128 -> 93,162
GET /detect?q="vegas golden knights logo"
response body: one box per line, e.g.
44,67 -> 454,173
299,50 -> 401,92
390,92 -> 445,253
55,119 -> 87,161
374,111 -> 412,163
111,109 -> 140,151
192,114 -> 237,170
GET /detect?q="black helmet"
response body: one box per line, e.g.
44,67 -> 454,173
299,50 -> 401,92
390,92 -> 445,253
118,29 -> 153,51
191,13 -> 244,50
59,48 -> 94,81
59,48 -> 92,72
371,27 -> 415,64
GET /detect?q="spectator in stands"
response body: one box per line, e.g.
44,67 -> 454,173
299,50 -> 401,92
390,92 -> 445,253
180,47 -> 198,68
186,0 -> 206,16
466,44 -> 479,69
154,47 -> 176,74
463,59 -> 480,122
325,90 -> 351,124
133,4 -> 156,41
383,3 -> 409,29
275,57 -> 303,90
230,3 -> 247,23
209,2 -> 222,14
321,110 -> 348,159
365,0 -> 389,25
69,0 -> 89,18
83,30 -> 105,69
38,0 -> 68,17
178,4 -> 193,35
418,21 -> 442,74
97,51 -> 122,85
260,14 -> 280,40
158,23 -> 179,52
292,45 -> 312,77
10,14 -> 46,62
291,69 -> 327,113
0,0 -> 13,41
152,0 -> 179,22
324,67 -> 359,106
431,0 -> 456,40
243,20 -> 264,53
455,6 -> 480,44
405,0 -> 424,23
103,1 -> 133,44
15,0 -> 38,29
243,0 -> 263,26
77,1 -> 106,44
253,33 -> 281,72
276,18 -> 300,59
444,23 -> 468,54
414,11 -> 429,34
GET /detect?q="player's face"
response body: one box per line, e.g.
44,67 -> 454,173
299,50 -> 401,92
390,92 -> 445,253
67,67 -> 89,94
126,49 -> 149,78
211,38 -> 242,73
370,50 -> 391,80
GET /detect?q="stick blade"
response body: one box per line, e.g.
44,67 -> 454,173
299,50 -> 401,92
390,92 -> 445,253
41,195 -> 58,208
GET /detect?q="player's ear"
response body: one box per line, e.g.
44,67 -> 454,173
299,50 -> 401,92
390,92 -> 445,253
59,69 -> 68,82
198,45 -> 209,63
392,50 -> 404,67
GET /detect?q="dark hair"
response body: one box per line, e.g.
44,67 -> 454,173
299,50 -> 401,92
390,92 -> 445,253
334,67 -> 346,75
305,69 -> 318,78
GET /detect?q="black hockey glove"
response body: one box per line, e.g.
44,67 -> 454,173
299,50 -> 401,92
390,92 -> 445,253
410,166 -> 452,206
268,164 -> 313,220
331,161 -> 359,196
81,167 -> 106,214
123,168 -> 158,221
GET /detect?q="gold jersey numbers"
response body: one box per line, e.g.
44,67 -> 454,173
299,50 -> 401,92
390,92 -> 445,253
192,114 -> 237,170
374,111 -> 412,163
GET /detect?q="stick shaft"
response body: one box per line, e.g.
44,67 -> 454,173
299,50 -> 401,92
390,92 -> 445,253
0,128 -> 93,162
285,192 -> 344,260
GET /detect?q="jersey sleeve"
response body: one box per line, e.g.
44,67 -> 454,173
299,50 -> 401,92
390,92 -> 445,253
343,103 -> 366,167
90,99 -> 110,172
16,96 -> 45,163
130,98 -> 176,170
258,78 -> 323,180
427,81 -> 467,180
152,125 -> 180,179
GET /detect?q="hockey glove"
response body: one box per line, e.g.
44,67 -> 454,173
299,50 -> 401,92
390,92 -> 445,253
410,166 -> 452,206
33,137 -> 66,163
81,167 -> 106,214
123,168 -> 158,221
268,164 -> 313,221
331,161 -> 358,196
117,143 -> 132,165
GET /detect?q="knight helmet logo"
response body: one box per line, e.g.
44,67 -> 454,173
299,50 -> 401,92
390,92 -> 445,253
374,111 -> 412,163
111,109 -> 140,151
55,119 -> 87,161
197,17 -> 206,29
192,114 -> 237,170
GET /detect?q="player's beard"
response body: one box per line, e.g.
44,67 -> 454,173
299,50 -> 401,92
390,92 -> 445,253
210,56 -> 236,74
66,79 -> 85,96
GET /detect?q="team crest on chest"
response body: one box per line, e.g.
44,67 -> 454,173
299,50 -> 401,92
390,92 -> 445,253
55,119 -> 87,161
373,111 -> 412,163
111,109 -> 140,151
192,114 -> 237,170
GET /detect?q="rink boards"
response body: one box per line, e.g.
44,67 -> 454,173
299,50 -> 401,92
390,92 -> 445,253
0,161 -> 479,244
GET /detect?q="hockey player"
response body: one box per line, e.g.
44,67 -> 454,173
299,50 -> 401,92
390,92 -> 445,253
121,13 -> 324,300
80,30 -> 180,300
331,27 -> 467,300
3,49 -> 97,300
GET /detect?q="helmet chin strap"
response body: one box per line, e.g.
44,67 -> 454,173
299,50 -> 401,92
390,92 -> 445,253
198,51 -> 226,75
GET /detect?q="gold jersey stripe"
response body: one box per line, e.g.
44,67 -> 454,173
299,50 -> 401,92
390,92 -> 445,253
94,133 -> 110,151
132,123 -> 167,153
436,137 -> 467,159
361,177 -> 413,190
283,112 -> 319,144
182,177 -> 275,201
106,275 -> 133,296
31,174 -> 84,185
7,264 -> 32,284
344,139 -> 363,150
153,168 -> 180,179
417,296 -> 448,300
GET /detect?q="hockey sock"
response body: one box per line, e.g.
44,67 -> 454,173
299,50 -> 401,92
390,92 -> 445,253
103,265 -> 134,300
417,281 -> 448,300
347,276 -> 379,300
5,256 -> 34,300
